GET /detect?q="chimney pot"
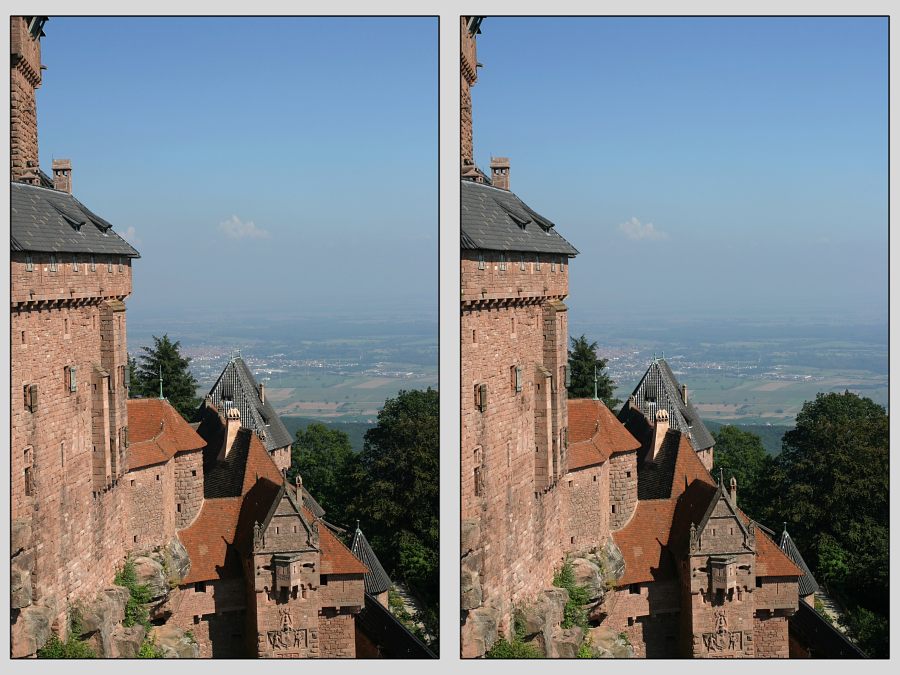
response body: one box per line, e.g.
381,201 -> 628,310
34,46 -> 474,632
490,156 -> 510,190
220,406 -> 241,460
52,159 -> 72,193
730,476 -> 737,505
258,381 -> 265,403
650,408 -> 669,461
681,384 -> 688,405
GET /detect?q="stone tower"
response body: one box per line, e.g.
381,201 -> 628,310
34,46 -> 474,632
10,16 -> 141,654
460,17 -> 580,656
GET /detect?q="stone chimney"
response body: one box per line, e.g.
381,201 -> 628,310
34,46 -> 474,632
52,159 -> 72,193
221,406 -> 241,460
681,384 -> 688,405
258,381 -> 265,404
650,408 -> 669,461
490,156 -> 510,190
295,473 -> 303,495
730,476 -> 737,505
10,17 -> 46,184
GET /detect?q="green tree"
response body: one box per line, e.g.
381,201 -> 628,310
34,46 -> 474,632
287,423 -> 357,527
711,425 -> 773,521
349,388 -> 439,650
132,335 -> 200,420
567,335 -> 620,409
766,391 -> 888,656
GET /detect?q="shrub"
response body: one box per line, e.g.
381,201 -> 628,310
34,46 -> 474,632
36,608 -> 96,659
485,637 -> 542,659
138,637 -> 166,658
552,561 -> 590,630
115,558 -> 153,629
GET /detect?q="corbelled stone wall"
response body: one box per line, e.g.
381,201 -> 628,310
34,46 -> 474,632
126,461 -> 176,551
608,450 -> 637,530
461,251 -> 574,647
174,450 -> 204,529
461,253 -> 570,304
460,16 -> 478,167
11,260 -> 134,638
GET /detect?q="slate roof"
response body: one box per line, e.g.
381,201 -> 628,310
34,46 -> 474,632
789,600 -> 866,658
10,181 -> 140,257
356,593 -> 436,658
126,399 -> 206,470
619,358 -> 714,452
780,529 -> 820,596
351,526 -> 392,595
567,399 -> 641,471
460,180 -> 578,255
205,357 -> 293,453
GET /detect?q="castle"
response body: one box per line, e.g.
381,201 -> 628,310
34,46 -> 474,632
459,17 -> 831,658
10,16 -> 430,659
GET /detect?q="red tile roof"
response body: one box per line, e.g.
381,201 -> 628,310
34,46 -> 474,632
179,412 -> 366,582
613,430 -> 802,585
127,399 -> 206,470
567,399 -> 641,471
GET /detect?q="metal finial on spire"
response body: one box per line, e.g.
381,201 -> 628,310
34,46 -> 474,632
159,363 -> 163,399
356,519 -> 361,533
592,364 -> 599,401
719,467 -> 724,486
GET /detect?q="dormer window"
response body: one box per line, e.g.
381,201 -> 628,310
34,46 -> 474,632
499,253 -> 507,271
108,258 -> 113,273
519,255 -> 526,271
478,254 -> 485,270
551,259 -> 556,272
536,256 -> 541,271
90,255 -> 96,271
72,255 -> 79,272
49,255 -> 58,272
118,257 -> 124,272
25,254 -> 34,272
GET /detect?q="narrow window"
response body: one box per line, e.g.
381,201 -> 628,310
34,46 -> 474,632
118,257 -> 124,272
60,441 -> 66,467
177,503 -> 182,513
478,254 -> 485,270
49,255 -> 58,272
630,584 -> 640,595
191,470 -> 197,477
536,256 -> 541,271
499,253 -> 507,271
72,255 -> 79,272
156,474 -> 160,481
512,366 -> 523,393
64,318 -> 69,335
472,329 -> 477,343
570,536 -> 575,544
476,383 -> 488,412
519,255 -> 526,271
474,466 -> 483,497
25,254 -> 34,272
564,365 -> 571,388
90,255 -> 96,271
21,330 -> 26,345
612,504 -> 616,514
24,383 -> 38,412
627,617 -> 634,627
24,447 -> 34,496
130,480 -> 135,487
510,316 -> 516,334
133,535 -> 138,543
69,365 -> 77,392
593,475 -> 598,482
756,577 -> 763,588
195,582 -> 207,593
551,258 -> 556,272
108,258 -> 113,273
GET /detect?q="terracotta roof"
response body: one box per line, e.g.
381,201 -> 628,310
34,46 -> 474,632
567,399 -> 641,471
181,407 -> 365,581
179,497 -> 244,583
126,399 -> 205,470
612,429 -> 801,584
612,499 -> 678,586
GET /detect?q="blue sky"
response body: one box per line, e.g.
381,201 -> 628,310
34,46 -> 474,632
37,17 -> 437,320
471,17 -> 887,324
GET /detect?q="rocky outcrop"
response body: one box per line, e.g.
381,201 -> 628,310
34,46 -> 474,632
519,587 -> 568,638
571,557 -> 604,600
76,587 -> 130,656
133,555 -> 169,600
152,625 -> 201,658
10,600 -> 56,657
461,519 -> 480,556
587,625 -> 634,658
547,626 -> 584,658
461,606 -> 500,658
164,539 -> 191,584
12,519 -> 32,557
109,625 -> 146,658
460,549 -> 483,611
10,549 -> 34,609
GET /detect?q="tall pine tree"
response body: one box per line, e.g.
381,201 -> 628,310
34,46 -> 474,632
567,334 -> 621,409
131,335 -> 200,420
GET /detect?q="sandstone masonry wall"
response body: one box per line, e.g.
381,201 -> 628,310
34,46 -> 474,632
174,450 -> 203,529
168,579 -> 247,658
565,463 -> 608,553
126,461 -> 176,550
11,257 -> 133,631
10,17 -> 41,182
753,614 -> 789,658
318,612 -> 356,658
605,583 -> 681,658
608,451 -> 637,530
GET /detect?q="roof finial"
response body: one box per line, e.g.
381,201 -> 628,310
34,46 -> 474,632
718,467 -> 724,487
356,519 -> 361,533
592,364 -> 599,401
159,363 -> 164,399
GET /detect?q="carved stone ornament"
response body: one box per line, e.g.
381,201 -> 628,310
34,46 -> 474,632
267,611 -> 307,652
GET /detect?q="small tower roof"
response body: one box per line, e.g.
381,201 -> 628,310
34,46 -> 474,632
351,524 -> 392,595
780,527 -> 820,597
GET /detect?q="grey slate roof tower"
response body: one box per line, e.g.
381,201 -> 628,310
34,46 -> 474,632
205,356 -> 293,455
780,527 -> 820,597
351,524 -> 392,597
619,358 -> 715,456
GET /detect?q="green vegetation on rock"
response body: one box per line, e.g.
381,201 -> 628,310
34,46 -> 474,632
553,561 -> 591,631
